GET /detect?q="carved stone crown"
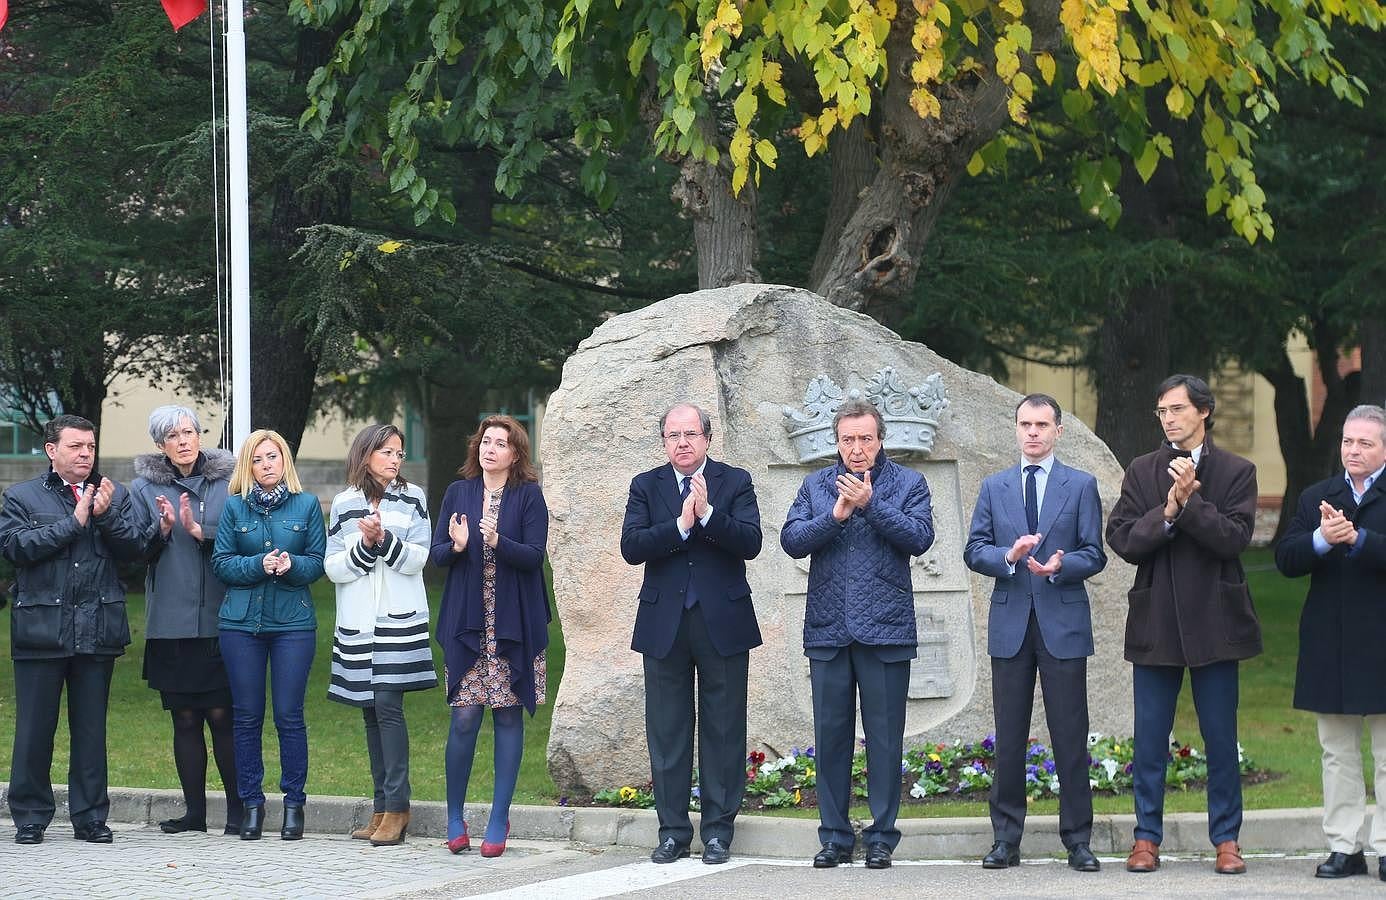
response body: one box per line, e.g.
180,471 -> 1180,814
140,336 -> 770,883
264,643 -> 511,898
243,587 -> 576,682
781,367 -> 950,463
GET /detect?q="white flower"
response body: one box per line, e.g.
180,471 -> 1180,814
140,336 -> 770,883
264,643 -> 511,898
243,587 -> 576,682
910,780 -> 929,799
1101,758 -> 1120,781
1087,731 -> 1103,746
1089,777 -> 1099,789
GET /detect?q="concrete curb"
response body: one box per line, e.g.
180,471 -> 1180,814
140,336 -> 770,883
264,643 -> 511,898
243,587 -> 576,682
1,783 -> 1341,859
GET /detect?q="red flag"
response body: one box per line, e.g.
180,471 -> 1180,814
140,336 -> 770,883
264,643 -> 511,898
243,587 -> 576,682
0,0 -> 9,34
161,0 -> 207,31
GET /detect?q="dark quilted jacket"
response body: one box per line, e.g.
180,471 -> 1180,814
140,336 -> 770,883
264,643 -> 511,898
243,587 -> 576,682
781,455 -> 934,648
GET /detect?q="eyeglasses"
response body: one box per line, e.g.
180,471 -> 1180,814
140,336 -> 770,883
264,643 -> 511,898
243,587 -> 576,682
663,430 -> 706,443
376,449 -> 407,460
837,434 -> 878,446
1154,404 -> 1191,419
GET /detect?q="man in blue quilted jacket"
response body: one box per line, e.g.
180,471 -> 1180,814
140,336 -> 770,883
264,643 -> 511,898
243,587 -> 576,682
782,398 -> 934,870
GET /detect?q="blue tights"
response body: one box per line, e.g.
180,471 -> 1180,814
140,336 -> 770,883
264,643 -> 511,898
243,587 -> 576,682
446,705 -> 524,843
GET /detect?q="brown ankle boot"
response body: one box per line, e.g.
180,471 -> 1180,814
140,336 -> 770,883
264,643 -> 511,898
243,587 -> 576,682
351,812 -> 384,841
370,811 -> 410,846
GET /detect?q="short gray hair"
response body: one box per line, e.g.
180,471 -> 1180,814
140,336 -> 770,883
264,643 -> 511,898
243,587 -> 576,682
148,405 -> 201,444
832,398 -> 885,439
1344,404 -> 1386,443
659,403 -> 712,440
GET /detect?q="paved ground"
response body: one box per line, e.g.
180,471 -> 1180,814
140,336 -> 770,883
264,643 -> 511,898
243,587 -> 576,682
2,822 -> 1383,899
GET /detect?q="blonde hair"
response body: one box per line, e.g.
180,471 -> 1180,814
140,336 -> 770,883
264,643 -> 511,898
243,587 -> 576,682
228,429 -> 304,497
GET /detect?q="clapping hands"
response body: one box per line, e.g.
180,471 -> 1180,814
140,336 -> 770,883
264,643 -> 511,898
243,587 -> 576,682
262,549 -> 292,576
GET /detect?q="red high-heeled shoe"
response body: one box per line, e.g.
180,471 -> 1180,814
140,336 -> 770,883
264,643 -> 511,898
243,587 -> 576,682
479,821 -> 510,858
445,823 -> 470,853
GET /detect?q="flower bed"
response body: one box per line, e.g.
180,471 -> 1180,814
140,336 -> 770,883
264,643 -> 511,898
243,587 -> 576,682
587,733 -> 1269,811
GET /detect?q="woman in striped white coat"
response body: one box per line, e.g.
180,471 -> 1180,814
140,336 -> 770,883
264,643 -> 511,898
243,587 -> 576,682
325,424 -> 437,846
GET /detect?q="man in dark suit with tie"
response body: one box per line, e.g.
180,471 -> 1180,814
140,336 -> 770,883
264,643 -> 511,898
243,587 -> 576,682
964,394 -> 1107,873
621,403 -> 763,866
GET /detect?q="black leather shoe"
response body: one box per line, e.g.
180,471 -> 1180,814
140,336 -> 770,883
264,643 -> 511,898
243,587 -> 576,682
14,824 -> 44,845
702,837 -> 731,865
650,837 -> 690,863
1068,843 -> 1100,872
72,821 -> 113,843
240,805 -> 264,841
1315,850 -> 1366,878
223,822 -> 241,836
813,842 -> 853,868
982,840 -> 1020,868
864,841 -> 892,869
159,815 -> 207,834
1379,857 -> 1385,882
280,804 -> 304,841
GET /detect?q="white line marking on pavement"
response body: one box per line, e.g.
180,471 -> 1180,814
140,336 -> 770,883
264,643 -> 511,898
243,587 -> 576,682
467,858 -> 761,899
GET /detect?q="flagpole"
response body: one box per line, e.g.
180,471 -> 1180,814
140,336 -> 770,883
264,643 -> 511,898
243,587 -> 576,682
225,0 -> 251,449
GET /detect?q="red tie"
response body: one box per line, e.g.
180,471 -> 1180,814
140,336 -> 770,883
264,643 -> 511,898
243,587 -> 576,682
71,484 -> 83,502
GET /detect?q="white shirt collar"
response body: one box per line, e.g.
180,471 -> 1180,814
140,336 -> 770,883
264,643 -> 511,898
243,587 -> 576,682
1346,464 -> 1385,500
1020,454 -> 1055,474
673,459 -> 708,483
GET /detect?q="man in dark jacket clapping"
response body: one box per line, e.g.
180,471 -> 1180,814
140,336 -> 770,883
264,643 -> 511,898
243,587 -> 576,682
1,415 -> 149,845
781,398 -> 934,871
1106,375 -> 1260,877
1275,404 -> 1386,882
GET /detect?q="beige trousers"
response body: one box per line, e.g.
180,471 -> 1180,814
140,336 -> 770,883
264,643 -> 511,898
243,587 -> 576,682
1317,713 -> 1386,854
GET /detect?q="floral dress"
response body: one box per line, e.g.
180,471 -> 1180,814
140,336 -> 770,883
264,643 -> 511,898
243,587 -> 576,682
448,486 -> 547,708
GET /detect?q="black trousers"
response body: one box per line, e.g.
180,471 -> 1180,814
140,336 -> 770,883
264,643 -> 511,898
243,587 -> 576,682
643,603 -> 749,847
990,613 -> 1093,848
809,642 -> 911,850
9,655 -> 116,829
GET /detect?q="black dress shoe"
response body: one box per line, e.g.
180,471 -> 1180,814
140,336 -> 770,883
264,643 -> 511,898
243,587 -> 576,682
280,804 -> 304,841
864,841 -> 892,869
1314,850 -> 1366,878
813,842 -> 854,868
702,837 -> 731,865
72,821 -> 113,843
982,840 -> 1020,868
1379,857 -> 1385,882
14,824 -> 44,845
650,837 -> 690,863
159,815 -> 207,834
1068,843 -> 1100,872
223,822 -> 241,836
240,805 -> 264,841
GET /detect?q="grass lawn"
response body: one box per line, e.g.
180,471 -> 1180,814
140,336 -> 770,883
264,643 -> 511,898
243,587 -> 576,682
0,548 -> 1367,816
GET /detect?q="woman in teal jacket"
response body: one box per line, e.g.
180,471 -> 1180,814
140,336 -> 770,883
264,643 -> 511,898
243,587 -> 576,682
212,429 -> 325,842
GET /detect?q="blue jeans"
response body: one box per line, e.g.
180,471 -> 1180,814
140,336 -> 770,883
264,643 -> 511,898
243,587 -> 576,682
1132,660 -> 1242,846
219,629 -> 316,807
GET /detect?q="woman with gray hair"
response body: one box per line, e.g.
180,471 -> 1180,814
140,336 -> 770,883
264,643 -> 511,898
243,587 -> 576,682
130,405 -> 241,835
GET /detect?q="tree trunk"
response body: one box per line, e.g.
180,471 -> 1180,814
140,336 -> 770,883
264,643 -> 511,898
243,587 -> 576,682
810,0 -> 1061,326
1361,304 -> 1386,408
674,112 -> 760,288
1265,318 -> 1359,543
1092,161 -> 1179,465
246,27 -> 350,455
420,371 -> 484,521
807,117 -> 878,289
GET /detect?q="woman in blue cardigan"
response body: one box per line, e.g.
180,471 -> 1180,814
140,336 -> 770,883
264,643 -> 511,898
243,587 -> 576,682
430,414 -> 550,858
212,429 -> 325,841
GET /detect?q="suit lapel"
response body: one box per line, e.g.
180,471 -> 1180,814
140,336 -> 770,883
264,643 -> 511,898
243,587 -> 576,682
998,466 -> 1029,536
1038,461 -> 1073,538
657,465 -> 682,520
702,458 -> 723,513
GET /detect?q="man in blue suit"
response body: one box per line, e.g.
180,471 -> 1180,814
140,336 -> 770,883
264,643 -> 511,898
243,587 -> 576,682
964,394 -> 1107,873
621,403 -> 763,867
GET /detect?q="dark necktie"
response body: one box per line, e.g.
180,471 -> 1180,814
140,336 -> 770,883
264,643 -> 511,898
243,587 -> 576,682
71,484 -> 83,503
1024,465 -> 1040,534
680,474 -> 698,608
